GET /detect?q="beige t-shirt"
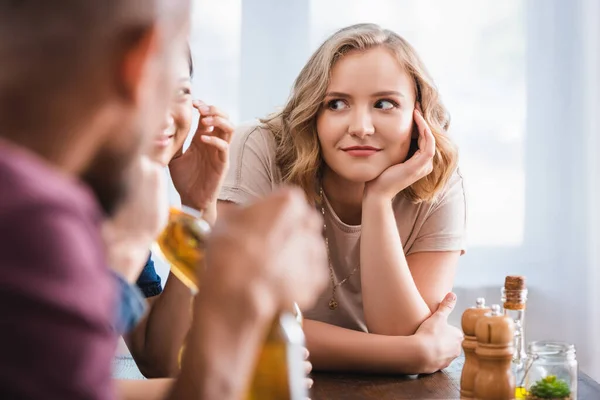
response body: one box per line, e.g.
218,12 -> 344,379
219,122 -> 467,332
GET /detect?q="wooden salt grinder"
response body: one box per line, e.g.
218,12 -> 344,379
460,298 -> 491,399
473,304 -> 515,400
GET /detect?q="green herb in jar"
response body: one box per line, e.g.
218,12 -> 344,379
527,375 -> 571,400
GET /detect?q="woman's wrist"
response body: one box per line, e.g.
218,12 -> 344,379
180,196 -> 217,225
362,190 -> 394,212
180,194 -> 208,212
364,176 -> 412,203
409,332 -> 439,375
200,201 -> 217,225
367,334 -> 432,375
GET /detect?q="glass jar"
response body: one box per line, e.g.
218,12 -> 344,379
523,341 -> 577,400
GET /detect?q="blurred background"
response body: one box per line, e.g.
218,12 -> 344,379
157,0 -> 600,379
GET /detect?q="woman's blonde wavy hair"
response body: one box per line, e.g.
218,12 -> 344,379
261,23 -> 458,204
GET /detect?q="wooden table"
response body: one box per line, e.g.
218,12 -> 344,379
311,358 -> 600,399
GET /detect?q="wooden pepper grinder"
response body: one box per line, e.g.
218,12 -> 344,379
461,298 -> 491,399
473,304 -> 515,400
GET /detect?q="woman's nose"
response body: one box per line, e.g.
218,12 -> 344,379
348,108 -> 375,138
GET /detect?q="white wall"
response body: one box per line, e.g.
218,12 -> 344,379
581,0 -> 600,380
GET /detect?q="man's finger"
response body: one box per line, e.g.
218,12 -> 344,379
244,187 -> 307,241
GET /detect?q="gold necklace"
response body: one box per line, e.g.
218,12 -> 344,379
319,186 -> 360,310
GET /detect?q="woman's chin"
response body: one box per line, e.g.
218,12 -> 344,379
324,163 -> 386,184
341,171 -> 385,184
149,147 -> 172,167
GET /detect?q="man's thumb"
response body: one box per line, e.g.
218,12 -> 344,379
435,292 -> 457,318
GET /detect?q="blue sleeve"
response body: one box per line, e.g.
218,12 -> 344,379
136,254 -> 163,298
113,271 -> 147,335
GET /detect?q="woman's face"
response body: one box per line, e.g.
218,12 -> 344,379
151,52 -> 193,166
316,46 -> 416,183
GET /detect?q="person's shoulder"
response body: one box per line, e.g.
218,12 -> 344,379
222,120 -> 282,199
233,120 -> 277,150
0,145 -> 114,400
436,167 -> 465,204
0,142 -> 105,279
229,120 -> 279,169
394,167 -> 465,214
420,167 -> 466,221
447,167 -> 464,186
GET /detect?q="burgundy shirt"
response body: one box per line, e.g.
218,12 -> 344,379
0,140 -> 117,399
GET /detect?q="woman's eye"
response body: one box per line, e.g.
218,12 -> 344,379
327,99 -> 348,111
177,88 -> 191,97
374,99 -> 398,110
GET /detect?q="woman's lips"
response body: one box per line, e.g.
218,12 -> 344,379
155,134 -> 174,148
341,146 -> 381,157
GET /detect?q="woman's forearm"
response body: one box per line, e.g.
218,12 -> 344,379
125,202 -> 221,377
360,195 -> 430,335
125,274 -> 193,377
304,319 -> 428,374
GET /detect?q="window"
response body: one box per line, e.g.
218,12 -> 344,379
190,0 -> 242,123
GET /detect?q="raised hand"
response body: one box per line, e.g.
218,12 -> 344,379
169,101 -> 233,215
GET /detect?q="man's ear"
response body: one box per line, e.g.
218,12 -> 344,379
116,26 -> 160,104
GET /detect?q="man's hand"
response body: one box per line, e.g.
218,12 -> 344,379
103,156 -> 168,282
172,189 -> 327,400
204,187 -> 328,314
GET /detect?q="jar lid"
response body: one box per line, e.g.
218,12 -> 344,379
528,341 -> 576,360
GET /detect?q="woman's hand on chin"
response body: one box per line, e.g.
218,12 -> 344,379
364,108 -> 435,201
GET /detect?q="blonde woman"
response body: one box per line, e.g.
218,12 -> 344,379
216,24 -> 466,374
